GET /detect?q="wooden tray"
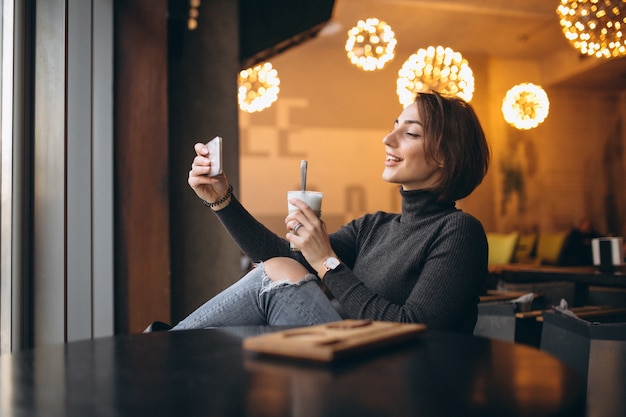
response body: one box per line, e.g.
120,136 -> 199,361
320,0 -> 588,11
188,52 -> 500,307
243,319 -> 427,362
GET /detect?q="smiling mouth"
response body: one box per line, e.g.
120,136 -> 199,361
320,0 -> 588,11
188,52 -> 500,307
386,154 -> 402,162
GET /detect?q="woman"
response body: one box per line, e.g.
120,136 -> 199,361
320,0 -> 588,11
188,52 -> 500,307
172,91 -> 490,334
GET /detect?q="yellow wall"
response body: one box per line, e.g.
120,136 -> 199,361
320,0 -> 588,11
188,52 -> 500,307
239,40 -> 626,239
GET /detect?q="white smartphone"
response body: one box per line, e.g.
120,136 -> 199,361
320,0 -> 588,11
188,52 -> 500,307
206,135 -> 223,177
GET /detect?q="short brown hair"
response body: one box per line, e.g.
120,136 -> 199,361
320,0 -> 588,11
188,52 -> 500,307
414,91 -> 490,202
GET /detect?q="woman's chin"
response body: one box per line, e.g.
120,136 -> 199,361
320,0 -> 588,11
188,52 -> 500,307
382,174 -> 401,185
382,168 -> 398,183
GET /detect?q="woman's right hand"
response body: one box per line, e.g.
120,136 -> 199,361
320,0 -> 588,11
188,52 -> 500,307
188,142 -> 229,205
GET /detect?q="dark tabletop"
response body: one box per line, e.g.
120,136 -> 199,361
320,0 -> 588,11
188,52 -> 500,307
0,327 -> 586,417
491,264 -> 626,288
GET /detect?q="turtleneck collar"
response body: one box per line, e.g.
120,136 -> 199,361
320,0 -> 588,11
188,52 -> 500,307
399,188 -> 456,223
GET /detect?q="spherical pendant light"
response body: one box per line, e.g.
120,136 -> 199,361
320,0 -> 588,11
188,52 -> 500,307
396,46 -> 474,105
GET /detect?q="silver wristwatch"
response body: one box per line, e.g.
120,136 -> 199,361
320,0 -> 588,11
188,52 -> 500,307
322,256 -> 341,272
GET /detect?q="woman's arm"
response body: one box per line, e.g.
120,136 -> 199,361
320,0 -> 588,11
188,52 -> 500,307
188,142 -> 299,262
211,195 -> 295,262
323,214 -> 488,333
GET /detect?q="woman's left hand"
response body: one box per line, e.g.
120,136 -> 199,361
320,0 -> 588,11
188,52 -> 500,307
285,198 -> 337,277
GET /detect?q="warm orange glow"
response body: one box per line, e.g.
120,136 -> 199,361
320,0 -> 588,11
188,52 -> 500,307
502,83 -> 550,130
396,46 -> 474,105
556,0 -> 626,58
345,18 -> 397,71
187,0 -> 201,30
238,62 -> 281,113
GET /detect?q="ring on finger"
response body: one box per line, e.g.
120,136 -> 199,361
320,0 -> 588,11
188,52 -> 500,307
292,223 -> 304,235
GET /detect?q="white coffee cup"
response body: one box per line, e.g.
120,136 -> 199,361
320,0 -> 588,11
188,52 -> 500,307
287,191 -> 323,250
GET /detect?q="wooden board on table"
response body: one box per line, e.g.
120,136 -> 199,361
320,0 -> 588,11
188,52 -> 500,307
243,319 -> 427,362
479,290 -> 529,303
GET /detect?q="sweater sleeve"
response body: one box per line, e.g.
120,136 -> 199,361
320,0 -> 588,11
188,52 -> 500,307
323,213 -> 488,333
212,196 -> 297,262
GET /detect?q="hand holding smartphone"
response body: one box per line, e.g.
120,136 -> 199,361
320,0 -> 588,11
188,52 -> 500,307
205,136 -> 223,177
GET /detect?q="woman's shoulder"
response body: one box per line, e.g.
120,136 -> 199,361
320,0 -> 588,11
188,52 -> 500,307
357,210 -> 399,224
447,208 -> 481,221
442,209 -> 486,233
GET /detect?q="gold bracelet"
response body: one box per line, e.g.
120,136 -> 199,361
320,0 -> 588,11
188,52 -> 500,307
204,184 -> 233,209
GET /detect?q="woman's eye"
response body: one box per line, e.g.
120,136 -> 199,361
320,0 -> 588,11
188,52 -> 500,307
406,132 -> 421,138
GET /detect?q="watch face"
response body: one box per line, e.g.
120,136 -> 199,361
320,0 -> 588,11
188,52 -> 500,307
325,257 -> 340,270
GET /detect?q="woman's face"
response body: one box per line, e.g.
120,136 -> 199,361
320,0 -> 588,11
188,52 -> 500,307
382,102 -> 442,191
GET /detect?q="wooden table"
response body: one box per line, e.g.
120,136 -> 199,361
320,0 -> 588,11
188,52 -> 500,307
490,264 -> 626,288
0,327 -> 586,417
490,264 -> 626,305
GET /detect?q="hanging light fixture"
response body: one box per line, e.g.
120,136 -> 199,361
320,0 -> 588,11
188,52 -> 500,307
237,62 -> 280,113
345,18 -> 397,71
396,46 -> 474,106
556,0 -> 626,58
501,83 -> 550,130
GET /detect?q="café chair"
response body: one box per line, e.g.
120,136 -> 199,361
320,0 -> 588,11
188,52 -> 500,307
495,279 -> 577,307
494,230 -> 575,306
535,231 -> 570,265
486,231 -> 519,265
587,285 -> 626,309
540,305 -> 626,417
143,321 -> 173,333
474,291 -> 543,347
512,233 -> 537,263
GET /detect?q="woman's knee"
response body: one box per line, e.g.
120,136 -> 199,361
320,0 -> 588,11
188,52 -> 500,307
263,257 -> 311,283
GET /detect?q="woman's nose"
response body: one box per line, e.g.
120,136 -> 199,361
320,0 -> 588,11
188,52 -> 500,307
383,131 -> 395,145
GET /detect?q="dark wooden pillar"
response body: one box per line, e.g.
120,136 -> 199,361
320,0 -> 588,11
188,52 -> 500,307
167,0 -> 243,322
114,0 -> 171,333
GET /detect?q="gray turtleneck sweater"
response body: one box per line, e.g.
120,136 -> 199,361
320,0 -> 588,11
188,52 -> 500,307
214,188 -> 488,334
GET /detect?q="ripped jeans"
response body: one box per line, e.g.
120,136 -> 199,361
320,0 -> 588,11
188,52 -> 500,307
171,262 -> 343,330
